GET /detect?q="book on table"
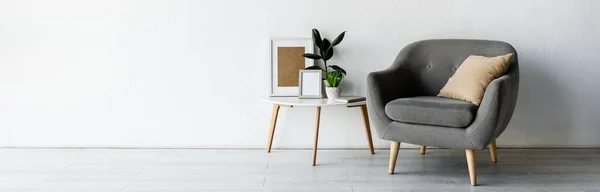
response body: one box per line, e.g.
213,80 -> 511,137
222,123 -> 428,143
334,96 -> 366,103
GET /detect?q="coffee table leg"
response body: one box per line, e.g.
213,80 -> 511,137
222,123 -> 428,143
266,104 -> 281,153
312,106 -> 321,166
360,104 -> 375,154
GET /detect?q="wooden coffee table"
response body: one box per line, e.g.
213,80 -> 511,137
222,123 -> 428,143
261,97 -> 374,166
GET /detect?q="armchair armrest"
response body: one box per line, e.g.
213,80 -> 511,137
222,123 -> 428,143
466,72 -> 519,149
366,42 -> 419,110
366,68 -> 414,109
366,66 -> 415,138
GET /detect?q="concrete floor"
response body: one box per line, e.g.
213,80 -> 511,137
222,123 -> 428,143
0,148 -> 599,191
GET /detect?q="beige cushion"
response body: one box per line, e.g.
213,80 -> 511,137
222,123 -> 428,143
438,53 -> 513,106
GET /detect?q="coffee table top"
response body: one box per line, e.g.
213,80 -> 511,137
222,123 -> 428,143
261,97 -> 366,107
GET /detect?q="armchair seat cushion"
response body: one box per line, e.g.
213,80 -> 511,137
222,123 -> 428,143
384,96 -> 477,128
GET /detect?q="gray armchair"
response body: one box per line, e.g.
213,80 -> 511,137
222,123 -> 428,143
366,39 -> 519,186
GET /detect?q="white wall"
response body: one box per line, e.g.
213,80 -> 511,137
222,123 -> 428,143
0,0 -> 599,148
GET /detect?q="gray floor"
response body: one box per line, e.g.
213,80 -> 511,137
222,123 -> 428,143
0,149 -> 599,192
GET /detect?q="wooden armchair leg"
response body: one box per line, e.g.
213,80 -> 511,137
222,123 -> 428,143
389,141 -> 400,174
489,139 -> 497,163
465,149 -> 477,186
420,146 -> 426,155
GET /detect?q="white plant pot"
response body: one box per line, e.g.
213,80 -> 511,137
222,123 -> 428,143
325,87 -> 341,100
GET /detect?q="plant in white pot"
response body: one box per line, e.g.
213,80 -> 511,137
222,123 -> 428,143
303,28 -> 346,99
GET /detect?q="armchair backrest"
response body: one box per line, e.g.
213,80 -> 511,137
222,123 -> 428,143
393,39 -> 518,96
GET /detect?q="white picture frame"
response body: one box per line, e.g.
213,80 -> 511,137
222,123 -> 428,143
298,70 -> 323,99
270,37 -> 314,96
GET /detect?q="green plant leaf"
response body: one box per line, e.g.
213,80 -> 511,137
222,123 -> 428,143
321,38 -> 335,60
322,38 -> 331,57
329,65 -> 346,75
305,65 -> 324,71
323,38 -> 331,50
324,47 -> 334,60
312,29 -> 323,50
303,53 -> 322,60
325,71 -> 343,87
332,73 -> 338,87
325,72 -> 335,87
331,31 -> 346,46
334,74 -> 343,87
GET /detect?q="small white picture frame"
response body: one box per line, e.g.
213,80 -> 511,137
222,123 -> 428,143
270,37 -> 314,96
298,70 -> 323,99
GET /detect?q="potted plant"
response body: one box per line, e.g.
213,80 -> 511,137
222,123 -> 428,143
303,29 -> 346,99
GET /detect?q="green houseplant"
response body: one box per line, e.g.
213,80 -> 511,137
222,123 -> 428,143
303,28 -> 346,99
